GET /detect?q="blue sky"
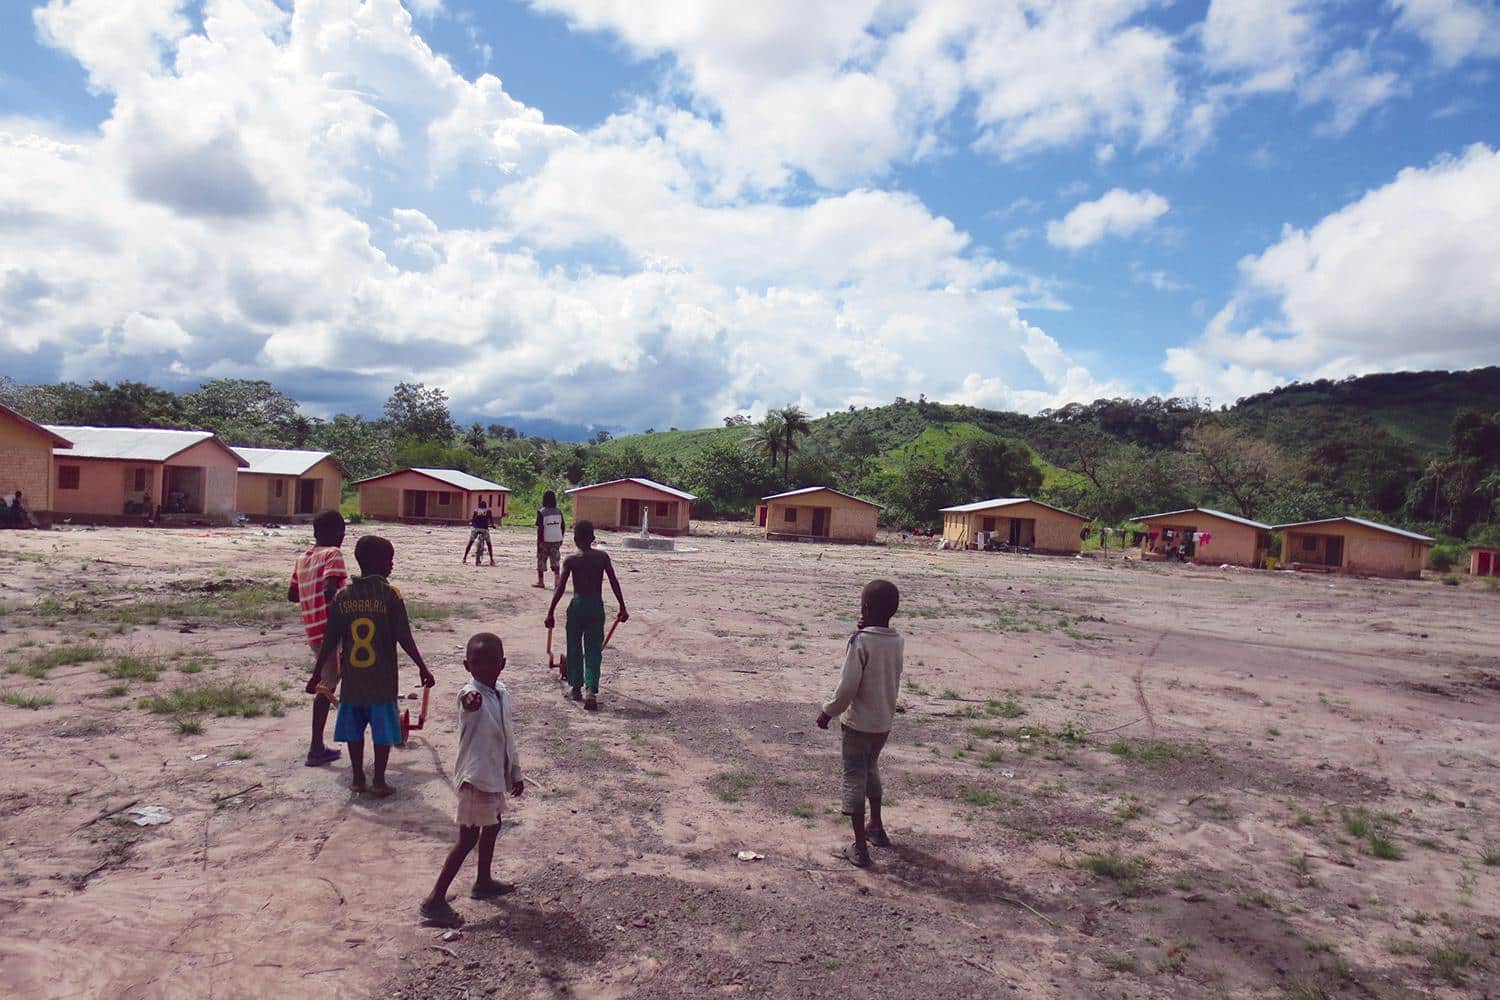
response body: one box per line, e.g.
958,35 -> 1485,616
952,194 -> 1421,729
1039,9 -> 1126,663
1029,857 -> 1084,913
2,0 -> 1498,434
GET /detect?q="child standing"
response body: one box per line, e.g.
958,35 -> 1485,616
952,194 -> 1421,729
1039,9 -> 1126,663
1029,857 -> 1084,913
534,490 -> 565,589
543,521 -> 628,711
463,502 -> 495,567
290,510 -> 348,767
314,535 -> 434,796
419,632 -> 523,928
816,579 -> 903,869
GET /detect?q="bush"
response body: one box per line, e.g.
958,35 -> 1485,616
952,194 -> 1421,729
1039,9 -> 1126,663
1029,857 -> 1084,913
1429,543 -> 1464,572
347,512 -> 364,525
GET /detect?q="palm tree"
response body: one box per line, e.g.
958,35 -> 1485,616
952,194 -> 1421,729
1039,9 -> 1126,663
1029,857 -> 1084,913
776,405 -> 811,480
746,416 -> 782,472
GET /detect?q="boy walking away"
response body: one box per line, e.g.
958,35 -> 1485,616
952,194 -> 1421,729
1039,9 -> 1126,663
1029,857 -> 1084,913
543,521 -> 627,711
817,579 -> 903,869
291,510 -> 348,767
420,632 -> 523,928
534,490 -> 565,589
463,502 -> 495,567
314,535 -> 435,797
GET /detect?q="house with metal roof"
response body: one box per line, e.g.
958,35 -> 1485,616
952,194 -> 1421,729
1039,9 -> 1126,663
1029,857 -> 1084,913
757,487 -> 882,543
44,425 -> 247,524
232,447 -> 347,520
939,497 -> 1089,554
1,403 -> 72,523
1272,516 -> 1434,579
566,477 -> 696,535
1128,507 -> 1272,568
356,468 -> 509,525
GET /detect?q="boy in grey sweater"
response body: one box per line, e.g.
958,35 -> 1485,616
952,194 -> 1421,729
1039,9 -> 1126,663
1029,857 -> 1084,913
817,579 -> 903,868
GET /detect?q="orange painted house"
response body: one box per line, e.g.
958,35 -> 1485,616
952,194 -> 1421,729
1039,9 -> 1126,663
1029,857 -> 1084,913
0,403 -> 72,521
757,487 -> 881,543
45,425 -> 247,524
356,468 -> 509,525
566,478 -> 695,535
1273,516 -> 1433,580
940,497 -> 1088,554
233,447 -> 346,519
1472,547 -> 1500,578
1129,507 -> 1272,568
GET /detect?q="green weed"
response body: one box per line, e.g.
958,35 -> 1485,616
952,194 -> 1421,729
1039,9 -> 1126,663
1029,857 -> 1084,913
1108,739 -> 1185,763
1,690 -> 54,710
17,643 -> 107,678
709,771 -> 757,803
139,682 -> 284,718
103,656 -> 160,681
174,717 -> 205,736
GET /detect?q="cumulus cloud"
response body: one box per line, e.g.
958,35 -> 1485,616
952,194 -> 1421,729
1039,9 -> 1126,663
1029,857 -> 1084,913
2,0 -> 1128,431
1391,0 -> 1500,67
1046,188 -> 1168,249
1202,0 -> 1318,92
1166,144 -> 1500,401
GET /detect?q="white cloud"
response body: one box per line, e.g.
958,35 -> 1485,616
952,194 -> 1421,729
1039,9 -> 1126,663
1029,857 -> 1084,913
1202,0 -> 1317,92
1167,144 -> 1500,401
1300,48 -> 1403,134
2,0 -> 1126,432
1046,188 -> 1169,249
1391,0 -> 1500,67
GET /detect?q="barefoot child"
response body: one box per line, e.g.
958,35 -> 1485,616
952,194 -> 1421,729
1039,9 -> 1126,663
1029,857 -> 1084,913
290,510 -> 348,767
543,520 -> 628,711
534,490 -> 565,589
816,579 -> 903,868
314,535 -> 434,796
419,632 -> 523,928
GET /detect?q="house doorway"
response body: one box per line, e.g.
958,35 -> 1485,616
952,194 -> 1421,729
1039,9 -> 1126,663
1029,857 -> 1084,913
1324,535 -> 1343,567
164,466 -> 205,514
811,508 -> 829,537
411,491 -> 428,518
296,479 -> 317,515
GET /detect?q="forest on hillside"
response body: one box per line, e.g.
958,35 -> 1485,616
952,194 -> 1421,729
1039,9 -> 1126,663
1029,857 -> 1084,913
3,369 -> 1498,565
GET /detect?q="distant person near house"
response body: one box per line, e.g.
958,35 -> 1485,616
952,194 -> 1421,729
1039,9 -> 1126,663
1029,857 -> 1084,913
464,501 -> 495,567
534,491 -> 565,589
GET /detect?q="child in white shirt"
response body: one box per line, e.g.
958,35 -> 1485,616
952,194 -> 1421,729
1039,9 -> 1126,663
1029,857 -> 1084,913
420,632 -> 523,928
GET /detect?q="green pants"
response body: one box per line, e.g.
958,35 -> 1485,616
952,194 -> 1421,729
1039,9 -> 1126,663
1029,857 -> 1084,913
565,596 -> 606,691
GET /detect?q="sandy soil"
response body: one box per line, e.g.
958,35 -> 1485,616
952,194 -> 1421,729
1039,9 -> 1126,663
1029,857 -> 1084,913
0,523 -> 1497,999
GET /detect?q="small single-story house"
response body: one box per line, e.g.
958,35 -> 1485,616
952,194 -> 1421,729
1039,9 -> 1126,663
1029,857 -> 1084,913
233,447 -> 346,519
356,468 -> 508,525
1128,507 -> 1272,568
45,425 -> 247,524
567,478 -> 695,535
0,403 -> 72,521
1471,547 -> 1500,578
940,497 -> 1089,554
1273,516 -> 1433,580
757,487 -> 881,543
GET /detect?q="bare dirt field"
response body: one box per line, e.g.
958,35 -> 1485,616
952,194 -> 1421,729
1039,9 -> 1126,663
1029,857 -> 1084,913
1,523 -> 1497,999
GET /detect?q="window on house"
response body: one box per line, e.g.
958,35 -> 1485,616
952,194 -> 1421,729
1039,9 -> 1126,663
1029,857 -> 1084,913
1302,536 -> 1317,552
656,502 -> 669,516
133,469 -> 148,492
274,480 -> 284,498
981,517 -> 996,532
58,466 -> 80,490
438,491 -> 452,505
785,507 -> 797,523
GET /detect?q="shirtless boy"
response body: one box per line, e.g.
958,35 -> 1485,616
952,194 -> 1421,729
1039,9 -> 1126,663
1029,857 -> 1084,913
543,521 -> 628,711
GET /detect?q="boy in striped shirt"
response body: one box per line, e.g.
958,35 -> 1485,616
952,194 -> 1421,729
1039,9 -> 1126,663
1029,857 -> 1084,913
290,510 -> 348,767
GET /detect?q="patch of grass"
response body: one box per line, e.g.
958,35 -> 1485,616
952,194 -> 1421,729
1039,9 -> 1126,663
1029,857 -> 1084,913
962,787 -> 1000,807
1479,846 -> 1500,867
709,771 -> 757,803
986,698 -> 1026,718
176,657 -> 213,675
939,688 -> 963,700
103,656 -> 160,682
1283,981 -> 1329,1000
231,748 -> 254,761
1343,807 -> 1403,860
1,690 -> 54,710
174,717 -> 205,736
138,682 -> 284,718
1108,739 -> 1185,763
1102,953 -> 1138,973
1428,942 -> 1472,985
103,684 -> 129,697
1080,852 -> 1146,891
1368,832 -> 1404,860
1205,801 -> 1233,820
1114,794 -> 1145,821
17,643 -> 107,678
1266,726 -> 1281,737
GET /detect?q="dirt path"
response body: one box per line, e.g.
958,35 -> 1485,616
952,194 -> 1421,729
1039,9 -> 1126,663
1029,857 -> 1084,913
1,525 -> 1497,998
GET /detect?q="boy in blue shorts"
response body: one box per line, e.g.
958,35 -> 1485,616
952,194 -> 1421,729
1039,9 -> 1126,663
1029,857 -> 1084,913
314,535 -> 434,797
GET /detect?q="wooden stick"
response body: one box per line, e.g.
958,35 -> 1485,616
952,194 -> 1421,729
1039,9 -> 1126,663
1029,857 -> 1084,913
212,783 -> 263,804
996,895 -> 1058,928
1085,717 -> 1145,737
74,799 -> 139,832
523,775 -> 552,793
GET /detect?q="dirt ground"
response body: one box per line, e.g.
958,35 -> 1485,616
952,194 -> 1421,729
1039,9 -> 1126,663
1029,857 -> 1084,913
1,523 -> 1497,999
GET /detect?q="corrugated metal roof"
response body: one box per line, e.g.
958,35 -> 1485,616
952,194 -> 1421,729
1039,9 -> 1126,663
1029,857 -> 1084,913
1272,515 -> 1434,543
939,497 -> 1087,519
1129,507 -> 1271,530
44,425 -> 238,463
233,447 -> 335,477
354,468 -> 509,491
761,486 -> 882,508
567,477 -> 696,501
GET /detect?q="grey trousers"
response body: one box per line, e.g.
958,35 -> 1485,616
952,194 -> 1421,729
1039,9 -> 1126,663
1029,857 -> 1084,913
840,724 -> 889,815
